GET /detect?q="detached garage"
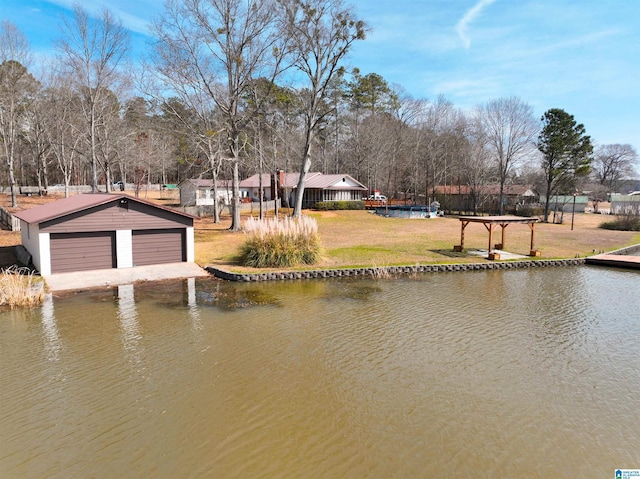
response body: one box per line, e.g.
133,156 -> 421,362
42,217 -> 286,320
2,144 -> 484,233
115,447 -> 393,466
14,194 -> 196,276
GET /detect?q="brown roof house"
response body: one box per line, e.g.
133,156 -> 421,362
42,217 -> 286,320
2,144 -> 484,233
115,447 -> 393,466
13,193 -> 196,276
241,171 -> 367,208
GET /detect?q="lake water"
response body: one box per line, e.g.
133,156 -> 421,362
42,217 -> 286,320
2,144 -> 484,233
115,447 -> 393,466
1,266 -> 639,478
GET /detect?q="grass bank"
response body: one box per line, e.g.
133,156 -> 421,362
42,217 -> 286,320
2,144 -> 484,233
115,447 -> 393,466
195,211 -> 640,272
2,192 -> 638,273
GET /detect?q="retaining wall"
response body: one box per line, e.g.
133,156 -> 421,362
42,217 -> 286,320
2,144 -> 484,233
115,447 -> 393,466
206,258 -> 587,282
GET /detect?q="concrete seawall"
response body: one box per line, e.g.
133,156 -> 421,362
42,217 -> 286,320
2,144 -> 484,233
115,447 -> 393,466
206,258 -> 587,282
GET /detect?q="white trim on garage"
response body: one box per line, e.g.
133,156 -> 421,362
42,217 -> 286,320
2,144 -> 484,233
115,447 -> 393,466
116,230 -> 133,268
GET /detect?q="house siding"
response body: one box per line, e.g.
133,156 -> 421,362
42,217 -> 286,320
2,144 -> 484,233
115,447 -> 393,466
39,200 -> 191,233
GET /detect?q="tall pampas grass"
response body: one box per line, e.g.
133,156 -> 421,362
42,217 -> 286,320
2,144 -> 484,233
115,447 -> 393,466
0,266 -> 45,309
240,216 -> 321,267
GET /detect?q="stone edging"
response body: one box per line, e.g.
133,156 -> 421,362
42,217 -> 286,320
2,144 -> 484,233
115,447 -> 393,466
206,258 -> 587,282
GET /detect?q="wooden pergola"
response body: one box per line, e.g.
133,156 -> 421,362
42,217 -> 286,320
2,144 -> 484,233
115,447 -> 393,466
453,216 -> 540,259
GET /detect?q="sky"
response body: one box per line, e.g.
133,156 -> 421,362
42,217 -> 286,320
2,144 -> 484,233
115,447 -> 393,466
2,0 -> 639,154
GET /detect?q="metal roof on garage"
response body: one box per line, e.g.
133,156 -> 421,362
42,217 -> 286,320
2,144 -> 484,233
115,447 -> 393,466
13,193 -> 197,225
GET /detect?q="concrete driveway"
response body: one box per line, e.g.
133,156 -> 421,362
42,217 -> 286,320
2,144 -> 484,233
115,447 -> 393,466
45,262 -> 211,292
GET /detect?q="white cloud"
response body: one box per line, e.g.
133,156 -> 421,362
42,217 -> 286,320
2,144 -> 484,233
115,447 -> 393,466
455,0 -> 497,49
44,0 -> 155,36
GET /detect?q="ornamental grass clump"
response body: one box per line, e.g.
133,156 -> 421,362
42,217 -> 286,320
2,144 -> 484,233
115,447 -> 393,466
240,216 -> 321,268
0,266 -> 45,309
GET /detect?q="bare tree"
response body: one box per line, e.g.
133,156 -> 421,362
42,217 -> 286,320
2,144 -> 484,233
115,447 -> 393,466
23,94 -> 51,193
461,114 -> 491,215
476,97 -> 538,214
56,5 -> 129,193
592,143 -> 638,194
0,21 -> 37,207
38,71 -> 85,197
279,0 -> 366,217
419,95 -> 456,208
151,0 -> 287,230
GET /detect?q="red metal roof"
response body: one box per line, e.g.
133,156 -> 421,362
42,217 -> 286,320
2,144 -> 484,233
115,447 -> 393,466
13,193 -> 196,224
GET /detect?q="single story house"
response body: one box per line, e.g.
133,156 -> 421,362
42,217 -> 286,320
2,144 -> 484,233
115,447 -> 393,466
241,171 -> 367,208
179,179 -> 234,206
181,171 -> 368,209
13,193 -> 196,275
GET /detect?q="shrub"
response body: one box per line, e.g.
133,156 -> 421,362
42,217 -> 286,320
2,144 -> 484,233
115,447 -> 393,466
600,215 -> 640,231
314,200 -> 365,211
514,206 -> 544,217
240,216 -> 321,267
0,266 -> 45,309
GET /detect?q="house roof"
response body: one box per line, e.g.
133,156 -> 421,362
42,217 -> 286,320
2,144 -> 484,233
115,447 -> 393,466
240,172 -> 366,190
434,185 -> 537,196
611,194 -> 640,202
13,193 -> 196,224
540,195 -> 590,203
179,179 -> 232,188
240,172 -> 308,188
304,173 -> 367,190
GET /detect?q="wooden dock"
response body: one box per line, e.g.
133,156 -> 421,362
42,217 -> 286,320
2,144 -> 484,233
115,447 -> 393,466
585,253 -> 640,270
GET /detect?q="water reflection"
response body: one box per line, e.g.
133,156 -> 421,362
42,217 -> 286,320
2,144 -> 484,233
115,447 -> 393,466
40,293 -> 61,362
117,284 -> 144,370
1,267 -> 639,478
187,277 -> 201,328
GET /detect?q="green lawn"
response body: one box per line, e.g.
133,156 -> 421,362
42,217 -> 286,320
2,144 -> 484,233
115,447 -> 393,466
195,210 -> 640,271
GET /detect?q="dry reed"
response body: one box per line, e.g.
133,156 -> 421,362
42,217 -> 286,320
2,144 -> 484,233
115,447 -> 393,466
0,266 -> 45,309
240,216 -> 321,267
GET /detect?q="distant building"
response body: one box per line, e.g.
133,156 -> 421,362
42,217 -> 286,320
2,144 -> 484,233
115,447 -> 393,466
181,172 -> 368,209
540,195 -> 590,213
434,185 -> 538,213
178,179 -> 233,206
610,194 -> 640,215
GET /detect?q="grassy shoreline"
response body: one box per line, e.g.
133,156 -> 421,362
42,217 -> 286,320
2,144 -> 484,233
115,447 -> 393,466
194,210 -> 640,273
2,193 -> 639,273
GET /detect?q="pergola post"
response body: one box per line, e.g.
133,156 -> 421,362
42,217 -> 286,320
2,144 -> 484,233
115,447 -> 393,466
454,219 -> 470,252
482,223 -> 496,252
496,223 -> 509,250
529,222 -> 540,256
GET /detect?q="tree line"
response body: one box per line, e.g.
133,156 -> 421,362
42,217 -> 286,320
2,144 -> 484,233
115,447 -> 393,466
0,1 -> 637,226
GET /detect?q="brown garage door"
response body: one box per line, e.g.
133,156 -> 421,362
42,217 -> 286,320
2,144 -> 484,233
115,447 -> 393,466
50,232 -> 116,273
132,229 -> 185,266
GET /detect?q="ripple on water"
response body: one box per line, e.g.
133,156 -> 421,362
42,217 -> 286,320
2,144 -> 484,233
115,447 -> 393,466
1,268 -> 640,478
